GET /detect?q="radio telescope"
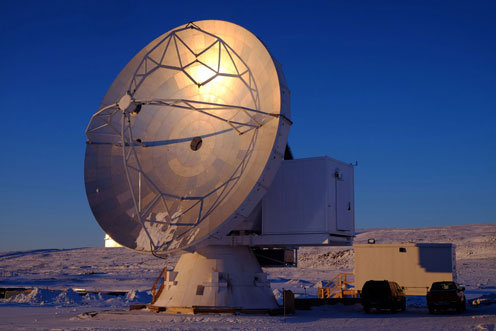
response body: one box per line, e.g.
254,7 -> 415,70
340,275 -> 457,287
85,20 -> 354,310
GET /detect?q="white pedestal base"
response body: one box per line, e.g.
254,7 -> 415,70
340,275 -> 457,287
152,246 -> 278,309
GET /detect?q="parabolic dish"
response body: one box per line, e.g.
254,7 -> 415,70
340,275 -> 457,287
84,20 -> 290,254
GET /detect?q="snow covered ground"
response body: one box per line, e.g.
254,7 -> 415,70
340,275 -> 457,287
1,223 -> 495,330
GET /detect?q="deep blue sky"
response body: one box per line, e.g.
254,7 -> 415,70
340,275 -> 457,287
1,1 -> 494,251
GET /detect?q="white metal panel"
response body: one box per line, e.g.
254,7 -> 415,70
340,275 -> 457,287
262,158 -> 327,234
451,246 -> 457,283
262,157 -> 354,241
336,164 -> 354,231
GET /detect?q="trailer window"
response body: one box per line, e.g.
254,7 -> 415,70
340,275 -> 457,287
399,247 -> 407,253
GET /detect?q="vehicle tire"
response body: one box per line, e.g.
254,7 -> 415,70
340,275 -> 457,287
363,305 -> 371,313
401,300 -> 406,312
428,305 -> 435,314
456,304 -> 463,314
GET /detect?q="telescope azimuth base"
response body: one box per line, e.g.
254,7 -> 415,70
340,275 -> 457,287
150,246 -> 278,310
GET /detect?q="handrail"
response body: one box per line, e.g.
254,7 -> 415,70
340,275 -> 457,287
151,267 -> 167,304
319,272 -> 357,299
322,274 -> 340,289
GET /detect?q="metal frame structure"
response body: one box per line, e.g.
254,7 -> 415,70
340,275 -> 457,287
85,23 -> 290,252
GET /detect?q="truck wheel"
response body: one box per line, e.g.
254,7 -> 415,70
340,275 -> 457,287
363,305 -> 371,313
456,304 -> 462,314
428,306 -> 435,314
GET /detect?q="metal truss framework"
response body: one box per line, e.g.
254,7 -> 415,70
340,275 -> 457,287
86,23 -> 288,251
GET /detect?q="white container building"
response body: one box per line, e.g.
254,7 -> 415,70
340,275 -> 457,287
354,243 -> 456,295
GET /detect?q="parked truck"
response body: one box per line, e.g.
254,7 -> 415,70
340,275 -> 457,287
426,281 -> 466,314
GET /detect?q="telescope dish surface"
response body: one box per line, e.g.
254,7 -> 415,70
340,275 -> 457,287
84,20 -> 290,253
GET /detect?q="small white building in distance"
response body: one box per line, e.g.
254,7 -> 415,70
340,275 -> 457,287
104,234 -> 122,248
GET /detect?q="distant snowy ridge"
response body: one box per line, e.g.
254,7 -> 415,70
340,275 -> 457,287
297,223 -> 496,270
0,223 -> 494,308
0,223 -> 495,330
